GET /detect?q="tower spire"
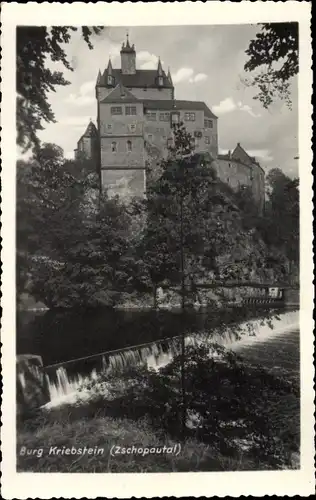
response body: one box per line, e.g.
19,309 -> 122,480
107,58 -> 113,75
167,66 -> 173,84
126,31 -> 130,49
157,56 -> 163,76
96,69 -> 101,84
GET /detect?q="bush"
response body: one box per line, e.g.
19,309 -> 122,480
77,342 -> 298,468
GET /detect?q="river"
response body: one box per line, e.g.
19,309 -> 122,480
16,306 -> 299,407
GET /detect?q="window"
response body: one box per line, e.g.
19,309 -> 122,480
146,112 -> 156,121
111,106 -> 122,115
171,112 -> 180,124
159,112 -> 170,122
127,140 -> 132,152
190,137 -> 197,148
228,162 -> 231,168
205,136 -> 210,145
111,141 -> 117,152
204,118 -> 213,128
107,75 -> 114,86
158,76 -> 164,86
125,106 -> 137,115
167,138 -> 173,148
184,112 -> 196,122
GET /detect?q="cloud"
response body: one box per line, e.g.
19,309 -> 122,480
213,97 -> 237,115
59,116 -> 93,127
138,51 -> 164,70
247,149 -> 274,163
172,67 -> 208,84
172,67 -> 194,83
213,97 -> 261,117
65,80 -> 95,107
189,73 -> 208,83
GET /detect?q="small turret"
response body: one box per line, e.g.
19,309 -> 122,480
157,57 -> 164,87
157,57 -> 163,76
167,67 -> 173,85
106,58 -> 114,86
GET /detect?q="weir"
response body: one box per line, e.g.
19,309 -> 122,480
42,309 -> 299,408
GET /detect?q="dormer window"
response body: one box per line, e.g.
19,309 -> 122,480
107,75 -> 114,86
158,76 -> 164,87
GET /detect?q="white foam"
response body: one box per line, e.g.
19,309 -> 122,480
45,310 -> 299,407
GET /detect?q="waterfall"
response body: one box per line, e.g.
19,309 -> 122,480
43,310 -> 299,408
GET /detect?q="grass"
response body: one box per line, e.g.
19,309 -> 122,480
17,326 -> 300,473
17,408 -> 272,473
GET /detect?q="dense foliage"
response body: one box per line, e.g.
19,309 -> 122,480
79,340 -> 299,468
17,143 -> 133,307
17,26 -> 103,152
17,129 -> 299,308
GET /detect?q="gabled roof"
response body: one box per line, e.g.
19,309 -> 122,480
100,83 -> 139,103
232,143 -> 263,168
97,68 -> 174,89
82,121 -> 98,138
142,99 -> 218,119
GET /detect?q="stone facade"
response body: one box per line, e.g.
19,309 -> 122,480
74,36 -> 265,210
216,144 -> 265,213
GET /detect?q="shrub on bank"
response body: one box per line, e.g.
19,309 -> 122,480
76,342 -> 299,469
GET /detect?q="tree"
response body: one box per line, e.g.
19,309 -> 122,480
264,168 -> 299,266
17,142 -> 130,307
133,124 -> 223,307
17,26 -> 103,152
16,143 -> 93,301
29,192 -> 132,308
244,23 -> 298,108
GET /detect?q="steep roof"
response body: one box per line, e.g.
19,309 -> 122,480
142,99 -> 218,119
82,121 -> 98,138
97,68 -> 173,89
218,143 -> 265,175
100,84 -> 139,103
232,143 -> 264,170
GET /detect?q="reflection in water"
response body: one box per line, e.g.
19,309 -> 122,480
42,310 -> 299,408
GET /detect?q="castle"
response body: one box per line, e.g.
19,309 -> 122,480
74,36 -> 265,213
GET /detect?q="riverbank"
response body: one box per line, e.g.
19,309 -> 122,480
17,315 -> 300,472
18,411 -> 280,473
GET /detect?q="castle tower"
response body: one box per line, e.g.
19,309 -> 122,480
74,120 -> 99,165
120,34 -> 136,75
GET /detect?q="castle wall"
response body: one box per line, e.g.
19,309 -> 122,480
143,109 -> 218,157
250,165 -> 265,214
99,100 -> 145,169
216,158 -> 265,213
98,101 -> 144,136
101,168 -> 146,200
216,159 -> 252,190
100,137 -> 145,168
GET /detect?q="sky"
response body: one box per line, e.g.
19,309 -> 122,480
39,25 -> 299,177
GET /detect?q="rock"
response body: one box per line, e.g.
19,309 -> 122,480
16,354 -> 50,417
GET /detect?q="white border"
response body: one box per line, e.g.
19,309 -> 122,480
1,2 -> 314,498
